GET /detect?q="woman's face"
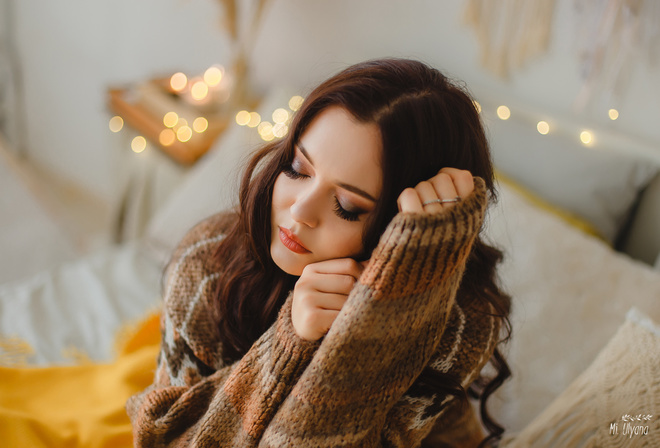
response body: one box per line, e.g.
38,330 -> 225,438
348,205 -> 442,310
270,106 -> 383,276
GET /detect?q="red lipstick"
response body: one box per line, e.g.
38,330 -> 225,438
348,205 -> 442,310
279,227 -> 311,254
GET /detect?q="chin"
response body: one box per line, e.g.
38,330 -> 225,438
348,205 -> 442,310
270,244 -> 306,276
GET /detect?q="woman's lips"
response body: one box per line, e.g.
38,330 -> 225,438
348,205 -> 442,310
279,227 -> 311,254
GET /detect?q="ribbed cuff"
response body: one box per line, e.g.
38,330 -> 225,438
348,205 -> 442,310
274,292 -> 322,363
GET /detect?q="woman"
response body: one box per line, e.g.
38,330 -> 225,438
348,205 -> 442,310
127,58 -> 511,447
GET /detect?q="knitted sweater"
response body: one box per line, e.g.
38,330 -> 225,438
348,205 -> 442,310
127,177 -> 501,447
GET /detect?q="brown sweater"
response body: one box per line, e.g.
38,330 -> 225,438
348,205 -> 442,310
127,178 -> 501,447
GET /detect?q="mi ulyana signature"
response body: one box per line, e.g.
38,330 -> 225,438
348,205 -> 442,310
609,414 -> 653,437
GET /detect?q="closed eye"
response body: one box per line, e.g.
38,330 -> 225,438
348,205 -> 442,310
283,165 -> 309,180
333,197 -> 361,222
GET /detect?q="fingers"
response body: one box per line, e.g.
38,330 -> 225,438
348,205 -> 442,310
397,167 -> 475,214
397,187 -> 424,213
440,167 -> 474,198
292,258 -> 365,341
297,271 -> 357,296
302,257 -> 365,281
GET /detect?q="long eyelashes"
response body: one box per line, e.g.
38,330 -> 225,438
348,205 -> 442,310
333,198 -> 360,222
283,166 -> 308,180
282,165 -> 362,222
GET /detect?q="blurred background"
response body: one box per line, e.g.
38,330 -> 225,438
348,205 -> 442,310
2,3 -> 660,439
1,0 -> 660,283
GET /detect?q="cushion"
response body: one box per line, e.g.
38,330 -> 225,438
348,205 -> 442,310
485,111 -> 660,244
484,181 -> 660,433
495,171 -> 603,240
500,308 -> 660,447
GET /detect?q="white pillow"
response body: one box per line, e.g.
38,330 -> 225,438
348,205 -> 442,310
144,89 -> 297,262
486,112 -> 660,244
500,307 -> 660,447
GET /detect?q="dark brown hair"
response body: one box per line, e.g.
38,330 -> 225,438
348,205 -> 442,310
210,58 -> 511,445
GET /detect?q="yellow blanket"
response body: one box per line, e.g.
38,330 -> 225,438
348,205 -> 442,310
0,313 -> 160,448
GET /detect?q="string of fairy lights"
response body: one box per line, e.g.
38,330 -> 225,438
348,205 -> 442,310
108,65 -> 621,154
475,101 -> 621,147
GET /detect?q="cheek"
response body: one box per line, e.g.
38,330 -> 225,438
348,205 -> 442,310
331,223 -> 366,258
271,174 -> 290,212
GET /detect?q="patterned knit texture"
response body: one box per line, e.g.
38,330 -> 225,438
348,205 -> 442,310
127,177 -> 500,447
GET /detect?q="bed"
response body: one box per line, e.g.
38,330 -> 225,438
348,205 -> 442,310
1,89 -> 659,446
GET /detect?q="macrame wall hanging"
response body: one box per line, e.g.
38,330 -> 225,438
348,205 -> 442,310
463,0 -> 660,110
573,0 -> 660,110
215,0 -> 271,107
463,0 -> 557,79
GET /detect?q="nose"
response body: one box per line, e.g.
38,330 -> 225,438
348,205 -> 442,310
290,187 -> 321,228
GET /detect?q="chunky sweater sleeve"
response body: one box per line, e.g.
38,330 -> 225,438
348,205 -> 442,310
258,177 -> 490,447
126,215 -> 321,447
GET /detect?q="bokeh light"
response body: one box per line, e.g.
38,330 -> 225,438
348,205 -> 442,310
159,129 -> 176,146
170,72 -> 187,92
131,136 -> 147,153
496,105 -> 511,120
537,121 -> 550,135
109,116 -> 124,133
236,110 -> 251,126
272,108 -> 290,124
163,112 -> 179,128
580,130 -> 594,146
191,81 -> 209,101
247,112 -> 261,128
273,123 -> 289,138
177,126 -> 193,142
288,95 -> 304,111
204,66 -> 223,86
193,117 -> 208,133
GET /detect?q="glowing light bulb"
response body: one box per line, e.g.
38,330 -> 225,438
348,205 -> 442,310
170,72 -> 187,92
473,101 -> 482,114
191,81 -> 209,101
496,105 -> 511,120
608,109 -> 619,120
204,66 -> 223,86
131,136 -> 147,153
109,116 -> 124,133
272,108 -> 290,124
247,112 -> 261,128
236,110 -> 251,126
580,130 -> 594,146
288,95 -> 304,111
537,121 -> 550,135
159,129 -> 176,146
163,112 -> 179,128
177,126 -> 193,142
193,117 -> 208,133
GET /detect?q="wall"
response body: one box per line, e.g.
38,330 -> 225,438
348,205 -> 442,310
11,0 -> 229,204
9,0 -> 660,209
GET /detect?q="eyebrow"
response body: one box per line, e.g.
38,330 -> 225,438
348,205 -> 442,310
297,144 -> 377,203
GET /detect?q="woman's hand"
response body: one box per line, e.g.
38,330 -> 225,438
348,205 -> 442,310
292,258 -> 365,341
397,167 -> 474,213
